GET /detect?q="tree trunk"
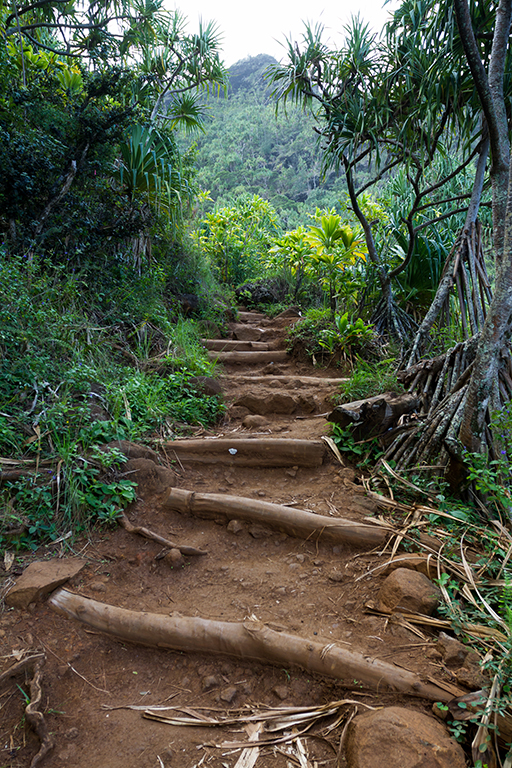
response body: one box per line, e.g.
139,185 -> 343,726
459,152 -> 512,451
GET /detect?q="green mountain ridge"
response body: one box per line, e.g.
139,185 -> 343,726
183,54 -> 347,224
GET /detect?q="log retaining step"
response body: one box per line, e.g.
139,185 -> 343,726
164,438 -> 325,466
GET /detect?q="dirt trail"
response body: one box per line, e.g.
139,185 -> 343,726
0,309 -> 461,768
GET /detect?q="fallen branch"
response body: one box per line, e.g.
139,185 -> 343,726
49,589 -> 462,703
163,487 -> 389,549
165,438 -> 325,467
119,515 -> 207,557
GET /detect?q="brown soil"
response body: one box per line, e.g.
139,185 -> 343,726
0,309 -> 460,768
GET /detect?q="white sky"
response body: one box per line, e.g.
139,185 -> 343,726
170,0 -> 397,67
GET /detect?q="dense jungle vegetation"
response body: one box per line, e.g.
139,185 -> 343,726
3,0 -> 512,697
3,0 -> 512,752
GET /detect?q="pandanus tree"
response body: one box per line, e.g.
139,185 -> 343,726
269,1 -> 512,490
267,14 -> 486,344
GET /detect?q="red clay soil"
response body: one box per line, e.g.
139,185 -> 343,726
0,309 -> 466,768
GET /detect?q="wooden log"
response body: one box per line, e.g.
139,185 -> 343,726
165,438 -> 325,467
208,350 -> 289,364
328,393 -> 420,438
48,589 -> 459,702
164,487 -> 388,548
202,339 -> 270,352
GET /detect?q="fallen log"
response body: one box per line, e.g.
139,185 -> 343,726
328,392 -> 420,439
163,487 -> 389,549
208,351 -> 289,364
165,438 -> 325,467
202,339 -> 270,352
48,589 -> 461,703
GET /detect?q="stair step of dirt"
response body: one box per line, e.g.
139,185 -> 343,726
236,311 -> 267,323
222,374 -> 348,386
165,437 -> 325,466
208,350 -> 289,364
202,339 -> 270,351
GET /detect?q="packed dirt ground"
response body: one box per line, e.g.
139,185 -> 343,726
0,309 -> 476,767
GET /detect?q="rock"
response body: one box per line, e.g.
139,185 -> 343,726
455,665 -> 487,688
346,707 -> 466,768
328,570 -> 346,583
242,414 -> 269,429
220,686 -> 238,704
202,675 -> 222,691
275,308 -> 301,319
232,324 -> 262,342
164,548 -> 184,568
189,376 -> 223,396
349,498 -> 379,516
437,632 -> 470,667
381,556 -> 439,580
377,568 -> 441,615
159,747 -> 174,766
248,524 -> 272,539
123,458 -> 175,495
235,393 -> 297,415
261,364 -> 286,375
88,581 -> 107,593
5,558 -> 85,609
273,685 -> 289,700
227,519 -> 246,534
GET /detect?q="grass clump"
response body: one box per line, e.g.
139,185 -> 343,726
337,357 -> 403,402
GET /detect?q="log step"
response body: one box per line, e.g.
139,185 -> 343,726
202,339 -> 270,352
164,487 -> 388,548
165,438 -> 325,467
208,350 -> 289,364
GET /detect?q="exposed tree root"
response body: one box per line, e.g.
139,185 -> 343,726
48,588 -> 462,702
0,653 -> 54,768
25,657 -> 54,768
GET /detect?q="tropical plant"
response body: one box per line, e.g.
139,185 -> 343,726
268,226 -> 312,298
306,212 -> 367,316
192,195 -> 279,284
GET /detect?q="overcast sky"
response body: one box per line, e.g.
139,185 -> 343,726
170,0 -> 397,67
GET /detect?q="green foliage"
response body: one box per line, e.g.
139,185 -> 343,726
318,313 -> 375,355
192,194 -> 279,284
306,212 -> 367,316
0,246 -> 224,549
178,55 -> 348,227
287,308 -> 375,364
330,422 -> 382,466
